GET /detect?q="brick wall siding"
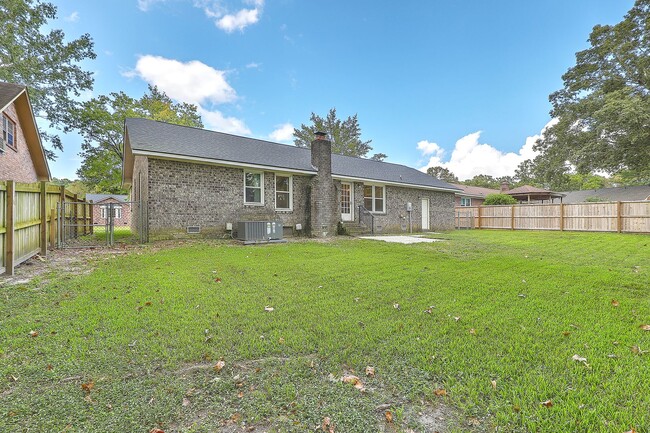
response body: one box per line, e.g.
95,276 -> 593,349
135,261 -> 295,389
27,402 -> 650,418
137,157 -> 456,239
145,158 -> 311,239
0,102 -> 38,182
352,182 -> 455,232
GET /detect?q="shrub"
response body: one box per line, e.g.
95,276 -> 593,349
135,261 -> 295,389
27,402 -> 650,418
483,194 -> 518,205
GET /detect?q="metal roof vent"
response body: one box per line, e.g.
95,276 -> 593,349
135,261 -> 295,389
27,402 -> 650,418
187,225 -> 201,234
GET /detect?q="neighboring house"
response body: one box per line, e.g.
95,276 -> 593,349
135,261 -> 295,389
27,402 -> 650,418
451,184 -> 499,207
452,182 -> 565,206
503,184 -> 565,203
560,186 -> 650,204
122,118 -> 460,239
0,82 -> 50,182
86,193 -> 132,227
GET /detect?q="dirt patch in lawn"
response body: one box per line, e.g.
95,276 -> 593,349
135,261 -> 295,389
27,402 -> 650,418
0,246 -> 135,286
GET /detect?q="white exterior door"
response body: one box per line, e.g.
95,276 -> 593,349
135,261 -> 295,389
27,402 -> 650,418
421,198 -> 429,230
341,183 -> 353,221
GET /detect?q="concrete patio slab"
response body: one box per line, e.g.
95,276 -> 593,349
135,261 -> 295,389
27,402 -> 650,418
358,235 -> 444,244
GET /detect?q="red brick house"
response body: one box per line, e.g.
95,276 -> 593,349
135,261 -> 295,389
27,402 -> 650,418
86,194 -> 132,227
0,82 -> 50,182
451,183 -> 499,207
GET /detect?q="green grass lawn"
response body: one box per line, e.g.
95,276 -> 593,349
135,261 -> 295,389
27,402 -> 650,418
1,231 -> 648,432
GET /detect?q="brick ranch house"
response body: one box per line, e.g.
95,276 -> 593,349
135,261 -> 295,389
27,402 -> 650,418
0,82 -> 50,182
85,193 -> 132,227
122,118 -> 460,239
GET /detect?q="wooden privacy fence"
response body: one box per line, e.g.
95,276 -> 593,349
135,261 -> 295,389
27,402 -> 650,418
0,180 -> 91,275
455,201 -> 650,233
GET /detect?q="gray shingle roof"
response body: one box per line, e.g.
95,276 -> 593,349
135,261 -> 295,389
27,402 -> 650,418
125,118 -> 460,192
0,82 -> 26,111
559,186 -> 650,203
86,193 -> 128,203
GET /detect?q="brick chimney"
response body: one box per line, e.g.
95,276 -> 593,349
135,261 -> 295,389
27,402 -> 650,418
310,132 -> 337,237
500,181 -> 510,193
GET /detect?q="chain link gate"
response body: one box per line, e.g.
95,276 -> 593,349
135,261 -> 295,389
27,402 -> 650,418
57,201 -> 145,248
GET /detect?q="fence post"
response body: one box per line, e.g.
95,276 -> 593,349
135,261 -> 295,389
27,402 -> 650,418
617,201 -> 622,233
477,206 -> 482,229
559,203 -> 565,231
5,180 -> 15,276
59,186 -> 65,246
511,205 -> 515,230
49,208 -> 56,248
40,181 -> 47,256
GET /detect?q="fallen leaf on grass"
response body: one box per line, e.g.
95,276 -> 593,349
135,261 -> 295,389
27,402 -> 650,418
322,416 -> 334,432
490,380 -> 497,390
341,374 -> 365,390
541,400 -> 553,407
572,354 -> 587,363
631,345 -> 648,355
278,337 -> 285,344
182,397 -> 190,407
29,330 -> 38,337
365,366 -> 375,377
264,306 -> 274,312
393,303 -> 400,310
453,316 -> 461,322
149,429 -> 165,433
237,391 -> 244,398
434,388 -> 447,396
469,328 -> 476,335
562,331 -> 571,337
512,404 -> 521,412
145,301 -> 152,306
213,360 -> 226,372
624,428 -> 637,433
215,278 -> 222,283
385,411 -> 393,423
611,299 -> 620,307
47,364 -> 53,371
81,380 -> 94,393
639,324 -> 650,331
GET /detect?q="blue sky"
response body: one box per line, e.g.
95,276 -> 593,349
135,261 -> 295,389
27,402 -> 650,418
48,0 -> 634,181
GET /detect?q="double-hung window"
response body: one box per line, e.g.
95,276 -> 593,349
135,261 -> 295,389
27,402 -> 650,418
244,171 -> 264,204
460,197 -> 472,207
2,113 -> 16,150
275,174 -> 292,210
363,185 -> 385,213
100,205 -> 122,219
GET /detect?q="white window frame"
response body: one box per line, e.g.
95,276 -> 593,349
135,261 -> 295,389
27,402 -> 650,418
244,171 -> 264,205
100,205 -> 122,219
363,184 -> 386,213
460,197 -> 472,207
274,174 -> 293,211
2,113 -> 16,150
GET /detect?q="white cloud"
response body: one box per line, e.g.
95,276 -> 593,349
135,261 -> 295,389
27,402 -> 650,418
127,55 -> 237,105
418,120 -> 557,181
137,0 -> 165,11
126,55 -> 250,135
269,123 -> 294,143
198,107 -> 251,135
65,11 -> 79,22
246,62 -> 261,69
194,0 -> 264,33
416,140 -> 444,157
